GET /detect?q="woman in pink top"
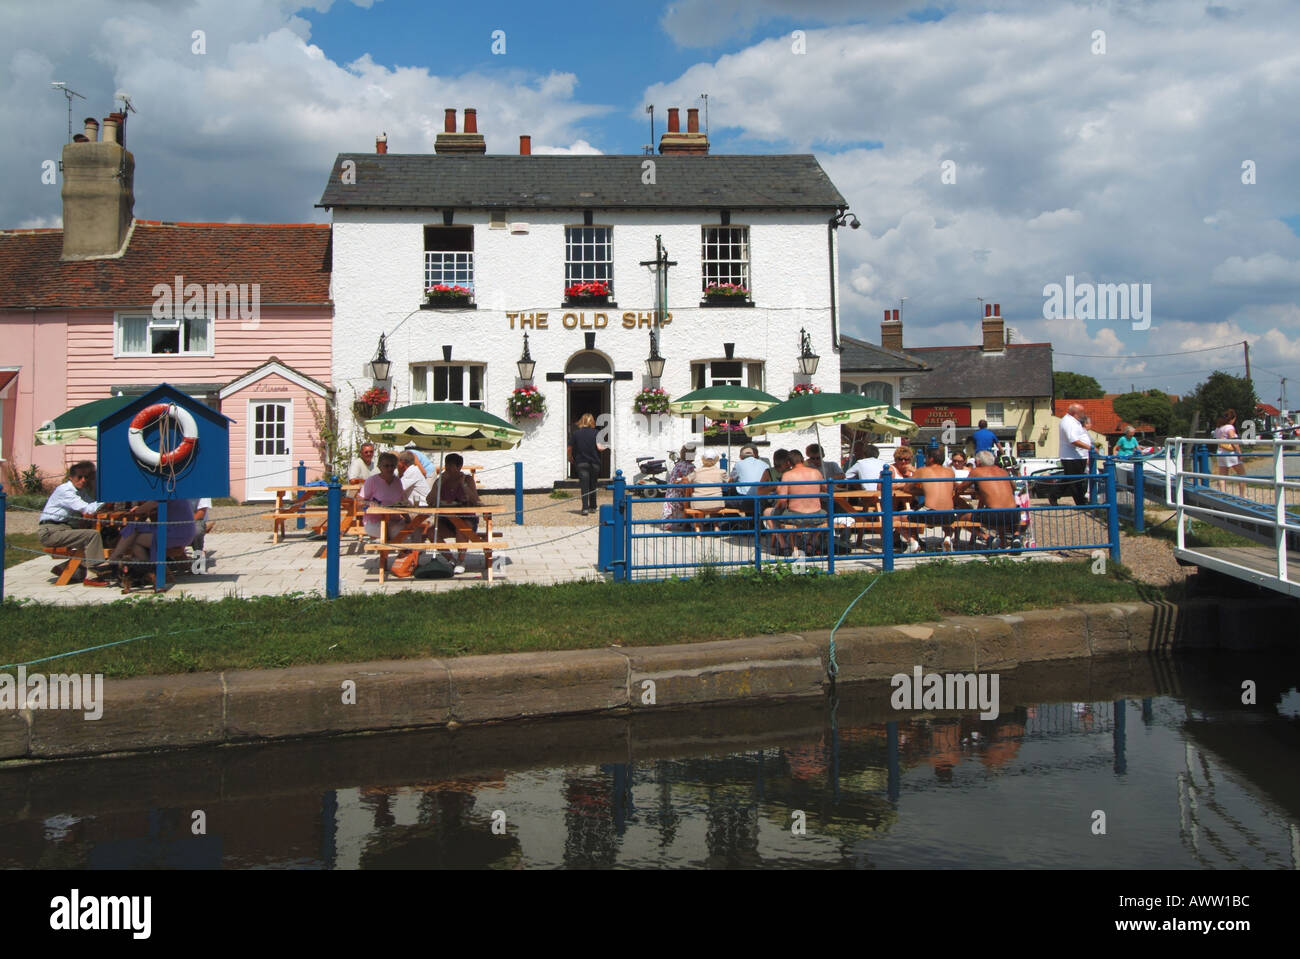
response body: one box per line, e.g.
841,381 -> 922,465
1212,409 -> 1246,496
360,451 -> 410,539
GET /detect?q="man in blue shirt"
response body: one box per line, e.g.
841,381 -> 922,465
970,419 -> 998,455
726,445 -> 771,516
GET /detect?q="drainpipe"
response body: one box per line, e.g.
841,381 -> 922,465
826,215 -> 841,351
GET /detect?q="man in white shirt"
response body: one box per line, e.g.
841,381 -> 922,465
191,497 -> 213,551
37,460 -> 110,577
726,445 -> 771,515
844,443 -> 889,487
396,450 -> 431,506
347,442 -> 379,482
1053,403 -> 1093,506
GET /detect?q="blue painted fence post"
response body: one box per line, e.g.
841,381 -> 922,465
154,498 -> 168,590
826,477 -> 836,575
881,468 -> 895,572
1133,460 -> 1145,533
514,461 -> 524,526
597,504 -> 613,572
326,477 -> 340,598
1194,444 -> 1209,488
1105,457 -> 1120,564
752,490 -> 763,571
0,486 -> 6,603
612,470 -> 627,581
297,460 -> 307,530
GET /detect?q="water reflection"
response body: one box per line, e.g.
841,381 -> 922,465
0,652 -> 1297,869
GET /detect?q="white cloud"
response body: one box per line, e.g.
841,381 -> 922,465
1212,254 -> 1300,286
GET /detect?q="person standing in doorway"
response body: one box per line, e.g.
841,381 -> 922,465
1053,403 -> 1092,506
567,413 -> 606,516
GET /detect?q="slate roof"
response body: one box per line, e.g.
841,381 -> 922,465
318,154 -> 847,211
0,221 -> 332,309
839,334 -> 930,374
900,344 -> 1054,400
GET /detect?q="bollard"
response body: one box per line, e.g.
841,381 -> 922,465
881,468 -> 895,572
0,486 -> 6,603
1133,460 -> 1145,533
514,461 -> 524,526
326,477 -> 340,598
1105,458 -> 1120,564
297,460 -> 307,530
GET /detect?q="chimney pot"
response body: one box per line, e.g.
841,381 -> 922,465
981,305 -> 1005,352
667,107 -> 680,133
444,108 -> 457,133
881,310 -> 904,352
101,115 -> 119,145
687,107 -> 699,133
985,303 -> 992,317
519,134 -> 531,155
883,310 -> 890,321
892,309 -> 900,322
464,108 -> 478,133
993,303 -> 1000,316
376,133 -> 388,155
83,117 -> 99,141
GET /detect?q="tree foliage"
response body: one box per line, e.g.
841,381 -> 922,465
1053,371 -> 1105,400
1112,390 -> 1172,434
1168,371 -> 1257,436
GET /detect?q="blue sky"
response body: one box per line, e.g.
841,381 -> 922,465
3,0 -> 1299,402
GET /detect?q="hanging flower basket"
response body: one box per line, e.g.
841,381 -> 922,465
633,387 -> 671,417
703,419 -> 750,441
564,280 -> 611,305
788,383 -> 822,399
425,284 -> 473,305
703,282 -> 750,301
507,385 -> 546,423
353,387 -> 389,421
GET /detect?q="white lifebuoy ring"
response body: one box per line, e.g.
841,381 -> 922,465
128,403 -> 198,469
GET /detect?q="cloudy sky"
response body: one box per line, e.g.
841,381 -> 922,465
4,0 -> 1298,404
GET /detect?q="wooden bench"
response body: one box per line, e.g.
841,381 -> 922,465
683,507 -> 745,531
43,546 -> 85,585
363,537 -> 508,583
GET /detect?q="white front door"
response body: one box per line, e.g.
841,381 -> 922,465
247,399 -> 293,500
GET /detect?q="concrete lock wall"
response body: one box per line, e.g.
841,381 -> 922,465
331,210 -> 842,483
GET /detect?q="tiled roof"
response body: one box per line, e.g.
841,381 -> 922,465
1257,402 -> 1281,416
1054,397 -> 1154,434
318,154 -> 848,210
0,221 -> 332,309
900,344 -> 1054,400
839,334 -> 930,374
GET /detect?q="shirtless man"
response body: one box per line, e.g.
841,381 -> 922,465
906,450 -> 958,552
957,449 -> 1021,550
772,450 -> 826,555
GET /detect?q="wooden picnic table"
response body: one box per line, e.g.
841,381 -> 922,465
264,482 -> 362,543
363,505 -> 506,583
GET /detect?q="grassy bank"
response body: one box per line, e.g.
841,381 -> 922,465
0,560 -> 1157,678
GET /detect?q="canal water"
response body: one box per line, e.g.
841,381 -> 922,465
1,650 -> 1297,869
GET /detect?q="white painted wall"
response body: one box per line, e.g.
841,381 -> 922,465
331,208 -> 843,485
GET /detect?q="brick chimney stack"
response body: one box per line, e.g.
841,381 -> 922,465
376,133 -> 388,154
981,303 -> 1005,352
881,309 -> 904,352
659,104 -> 709,155
435,108 -> 486,154
60,106 -> 135,260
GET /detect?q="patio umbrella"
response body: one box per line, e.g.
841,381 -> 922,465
669,385 -> 780,465
33,395 -> 133,445
746,393 -> 919,464
857,404 -> 920,439
363,402 -> 524,551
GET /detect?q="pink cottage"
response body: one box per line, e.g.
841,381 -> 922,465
0,109 -> 333,501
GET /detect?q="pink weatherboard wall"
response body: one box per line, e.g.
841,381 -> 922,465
0,309 -> 70,483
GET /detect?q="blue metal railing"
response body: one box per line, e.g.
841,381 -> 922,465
601,459 -> 1122,581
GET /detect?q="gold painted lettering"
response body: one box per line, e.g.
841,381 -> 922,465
536,312 -> 548,329
507,312 -> 517,329
562,312 -> 578,329
622,312 -> 636,329
594,312 -> 608,329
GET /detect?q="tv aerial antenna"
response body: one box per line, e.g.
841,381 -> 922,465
644,104 -> 654,155
50,82 -> 86,143
115,91 -> 138,115
699,93 -> 708,136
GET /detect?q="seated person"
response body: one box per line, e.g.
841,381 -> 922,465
948,451 -> 970,479
396,450 -> 431,506
36,460 -> 111,585
769,450 -> 826,554
689,455 -> 728,516
191,497 -> 214,552
661,443 -> 697,530
906,450 -> 958,552
805,443 -> 844,481
426,452 -> 480,574
891,447 -> 916,481
844,443 -> 889,487
360,452 -> 410,541
107,498 -> 197,588
347,442 -> 380,482
1114,426 -> 1140,457
956,449 -> 1022,549
726,445 -> 771,515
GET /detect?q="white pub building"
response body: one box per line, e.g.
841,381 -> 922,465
320,107 -> 853,486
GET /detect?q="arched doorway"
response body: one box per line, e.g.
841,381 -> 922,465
565,350 -> 613,479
